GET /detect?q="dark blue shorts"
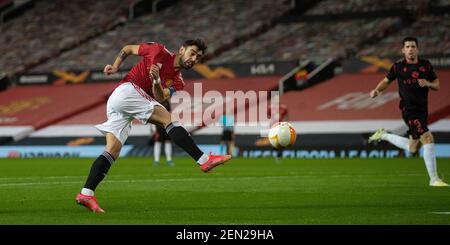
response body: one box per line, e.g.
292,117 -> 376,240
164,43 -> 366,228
402,110 -> 429,139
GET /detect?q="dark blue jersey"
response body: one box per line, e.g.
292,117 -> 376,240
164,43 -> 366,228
386,58 -> 437,113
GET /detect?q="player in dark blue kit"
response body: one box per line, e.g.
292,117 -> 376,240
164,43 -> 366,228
368,37 -> 448,187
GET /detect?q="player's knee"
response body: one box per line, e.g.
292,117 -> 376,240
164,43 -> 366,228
420,132 -> 434,144
408,140 -> 420,154
105,134 -> 122,159
151,105 -> 171,128
409,145 -> 418,154
158,115 -> 171,129
105,146 -> 121,160
162,118 -> 172,129
110,151 -> 120,160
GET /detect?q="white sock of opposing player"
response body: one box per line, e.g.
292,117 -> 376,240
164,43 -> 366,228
154,142 -> 162,162
165,142 -> 172,161
423,144 -> 438,182
81,188 -> 94,196
381,133 -> 410,152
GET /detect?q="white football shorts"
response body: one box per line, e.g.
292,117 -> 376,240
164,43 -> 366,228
95,82 -> 162,145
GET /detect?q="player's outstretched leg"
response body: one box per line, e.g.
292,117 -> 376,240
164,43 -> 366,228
76,133 -> 121,212
368,128 -> 385,143
76,151 -> 113,213
76,193 -> 104,213
165,122 -> 231,172
368,128 -> 410,151
148,105 -> 231,172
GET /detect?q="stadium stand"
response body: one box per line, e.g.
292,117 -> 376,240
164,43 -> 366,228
304,0 -> 430,15
358,14 -> 450,57
209,18 -> 400,65
29,0 -> 291,72
0,0 -> 34,24
0,0 -> 131,77
0,0 -> 13,10
431,0 -> 450,7
210,0 -> 449,65
4,0 -> 446,76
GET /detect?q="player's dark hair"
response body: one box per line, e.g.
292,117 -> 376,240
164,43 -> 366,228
183,39 -> 207,53
402,37 -> 418,47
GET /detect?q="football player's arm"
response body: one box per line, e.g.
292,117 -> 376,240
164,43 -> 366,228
419,61 -> 440,91
104,45 -> 140,75
418,78 -> 439,91
149,65 -> 171,102
154,74 -> 183,102
370,77 -> 391,98
152,83 -> 171,102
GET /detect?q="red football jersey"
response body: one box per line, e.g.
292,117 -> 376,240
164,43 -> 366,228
119,42 -> 185,97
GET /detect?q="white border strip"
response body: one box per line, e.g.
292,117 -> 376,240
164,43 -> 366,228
4,119 -> 448,138
0,126 -> 35,141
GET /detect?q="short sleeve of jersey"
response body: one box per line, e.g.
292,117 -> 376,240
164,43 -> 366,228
386,63 -> 397,83
138,42 -> 163,57
425,61 -> 438,81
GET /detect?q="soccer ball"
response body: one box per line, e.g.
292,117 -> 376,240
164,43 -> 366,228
268,122 -> 296,149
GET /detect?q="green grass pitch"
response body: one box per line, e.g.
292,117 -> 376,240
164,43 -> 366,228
0,157 -> 449,224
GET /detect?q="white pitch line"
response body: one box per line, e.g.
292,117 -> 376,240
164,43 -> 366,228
430,212 -> 450,215
0,172 -> 422,182
0,173 -> 192,181
0,172 -> 424,187
0,175 -> 300,187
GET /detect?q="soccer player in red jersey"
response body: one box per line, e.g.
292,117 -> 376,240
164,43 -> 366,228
76,39 -> 231,212
368,37 -> 448,187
